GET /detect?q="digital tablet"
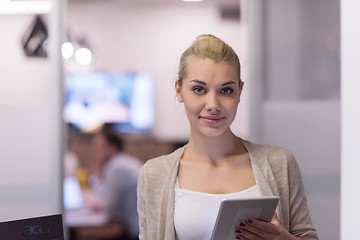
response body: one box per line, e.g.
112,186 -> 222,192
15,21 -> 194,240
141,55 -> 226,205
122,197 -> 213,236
210,196 -> 280,240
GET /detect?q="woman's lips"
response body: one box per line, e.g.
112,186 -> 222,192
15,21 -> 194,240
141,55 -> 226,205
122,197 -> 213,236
200,115 -> 225,124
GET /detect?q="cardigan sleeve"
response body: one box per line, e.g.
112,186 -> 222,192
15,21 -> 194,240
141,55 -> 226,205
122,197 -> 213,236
285,149 -> 319,239
136,148 -> 183,240
137,164 -> 148,240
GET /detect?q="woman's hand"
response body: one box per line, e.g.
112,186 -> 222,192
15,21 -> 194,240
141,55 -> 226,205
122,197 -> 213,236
234,214 -> 299,240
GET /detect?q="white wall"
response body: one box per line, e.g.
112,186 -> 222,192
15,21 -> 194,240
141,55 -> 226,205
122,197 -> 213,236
0,2 -> 63,222
340,0 -> 360,238
66,1 -> 249,142
246,1 -> 340,239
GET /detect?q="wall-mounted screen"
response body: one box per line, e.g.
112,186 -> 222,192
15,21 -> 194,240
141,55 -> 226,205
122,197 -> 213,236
63,71 -> 154,133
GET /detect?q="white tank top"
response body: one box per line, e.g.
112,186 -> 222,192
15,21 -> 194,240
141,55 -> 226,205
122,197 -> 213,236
174,178 -> 261,240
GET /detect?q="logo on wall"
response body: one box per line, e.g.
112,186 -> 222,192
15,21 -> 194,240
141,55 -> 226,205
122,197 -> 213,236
21,15 -> 48,58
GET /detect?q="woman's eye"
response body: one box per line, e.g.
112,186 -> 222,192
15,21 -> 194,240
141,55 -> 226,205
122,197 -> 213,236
193,86 -> 206,94
221,87 -> 233,95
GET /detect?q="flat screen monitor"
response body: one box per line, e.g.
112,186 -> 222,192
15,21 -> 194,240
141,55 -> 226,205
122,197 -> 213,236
63,71 -> 154,133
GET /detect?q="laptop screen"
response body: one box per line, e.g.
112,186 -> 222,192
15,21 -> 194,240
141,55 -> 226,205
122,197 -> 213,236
63,175 -> 84,210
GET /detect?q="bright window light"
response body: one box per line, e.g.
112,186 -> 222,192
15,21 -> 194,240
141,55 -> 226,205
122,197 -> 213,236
75,47 -> 92,66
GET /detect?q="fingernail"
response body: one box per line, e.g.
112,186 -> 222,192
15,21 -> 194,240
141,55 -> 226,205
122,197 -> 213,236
247,219 -> 253,224
239,222 -> 245,227
235,229 -> 241,233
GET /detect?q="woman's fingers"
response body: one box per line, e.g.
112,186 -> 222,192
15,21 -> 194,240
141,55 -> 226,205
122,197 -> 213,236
235,216 -> 283,240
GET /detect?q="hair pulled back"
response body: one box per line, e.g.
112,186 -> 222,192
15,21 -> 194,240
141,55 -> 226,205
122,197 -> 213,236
177,34 -> 241,86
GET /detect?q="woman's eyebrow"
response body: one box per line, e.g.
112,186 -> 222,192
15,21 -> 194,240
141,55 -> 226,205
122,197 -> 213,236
221,81 -> 237,86
189,80 -> 237,86
190,79 -> 206,85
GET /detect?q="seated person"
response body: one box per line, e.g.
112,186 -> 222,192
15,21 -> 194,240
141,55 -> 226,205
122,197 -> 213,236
89,130 -> 143,240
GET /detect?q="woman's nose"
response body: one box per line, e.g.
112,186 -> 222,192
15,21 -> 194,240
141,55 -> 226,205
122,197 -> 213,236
205,92 -> 220,112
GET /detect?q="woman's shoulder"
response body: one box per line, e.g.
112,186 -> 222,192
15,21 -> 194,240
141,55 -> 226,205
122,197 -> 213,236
140,145 -> 186,173
242,139 -> 301,182
242,139 -> 296,165
138,146 -> 185,188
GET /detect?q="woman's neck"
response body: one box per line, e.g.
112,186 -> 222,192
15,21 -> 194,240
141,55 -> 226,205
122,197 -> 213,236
185,130 -> 246,164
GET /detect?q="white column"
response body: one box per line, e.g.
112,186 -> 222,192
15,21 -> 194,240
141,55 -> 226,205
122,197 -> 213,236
49,0 -> 65,214
244,0 -> 265,143
340,0 -> 360,239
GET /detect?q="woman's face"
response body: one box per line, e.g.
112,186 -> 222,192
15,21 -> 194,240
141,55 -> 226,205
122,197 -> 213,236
176,57 -> 243,137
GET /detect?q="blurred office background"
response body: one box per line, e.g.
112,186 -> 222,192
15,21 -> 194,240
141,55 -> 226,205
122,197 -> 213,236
1,0 -> 359,239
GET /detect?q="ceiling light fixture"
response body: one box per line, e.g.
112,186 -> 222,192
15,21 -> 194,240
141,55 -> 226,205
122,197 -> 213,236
75,47 -> 92,66
0,0 -> 52,15
62,42 -> 74,60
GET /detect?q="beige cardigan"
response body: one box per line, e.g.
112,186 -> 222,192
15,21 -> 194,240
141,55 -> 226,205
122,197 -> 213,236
137,139 -> 318,240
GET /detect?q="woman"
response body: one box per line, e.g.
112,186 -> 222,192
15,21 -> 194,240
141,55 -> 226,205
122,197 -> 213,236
137,34 -> 318,240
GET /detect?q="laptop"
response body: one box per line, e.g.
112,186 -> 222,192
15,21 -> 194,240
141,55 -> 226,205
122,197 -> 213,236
0,214 -> 64,240
63,175 -> 84,210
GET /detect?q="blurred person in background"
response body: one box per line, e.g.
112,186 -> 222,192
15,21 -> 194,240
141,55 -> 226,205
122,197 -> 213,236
89,130 -> 143,240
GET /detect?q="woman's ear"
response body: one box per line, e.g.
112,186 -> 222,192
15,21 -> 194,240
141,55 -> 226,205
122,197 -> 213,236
240,81 -> 244,93
175,80 -> 184,103
238,81 -> 244,103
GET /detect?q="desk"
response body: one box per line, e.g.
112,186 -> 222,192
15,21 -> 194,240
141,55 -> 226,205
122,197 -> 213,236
64,183 -> 137,240
65,209 -> 127,240
65,208 -> 109,228
65,186 -> 128,240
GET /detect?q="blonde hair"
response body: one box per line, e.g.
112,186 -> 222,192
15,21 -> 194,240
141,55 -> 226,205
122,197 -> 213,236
177,34 -> 241,86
